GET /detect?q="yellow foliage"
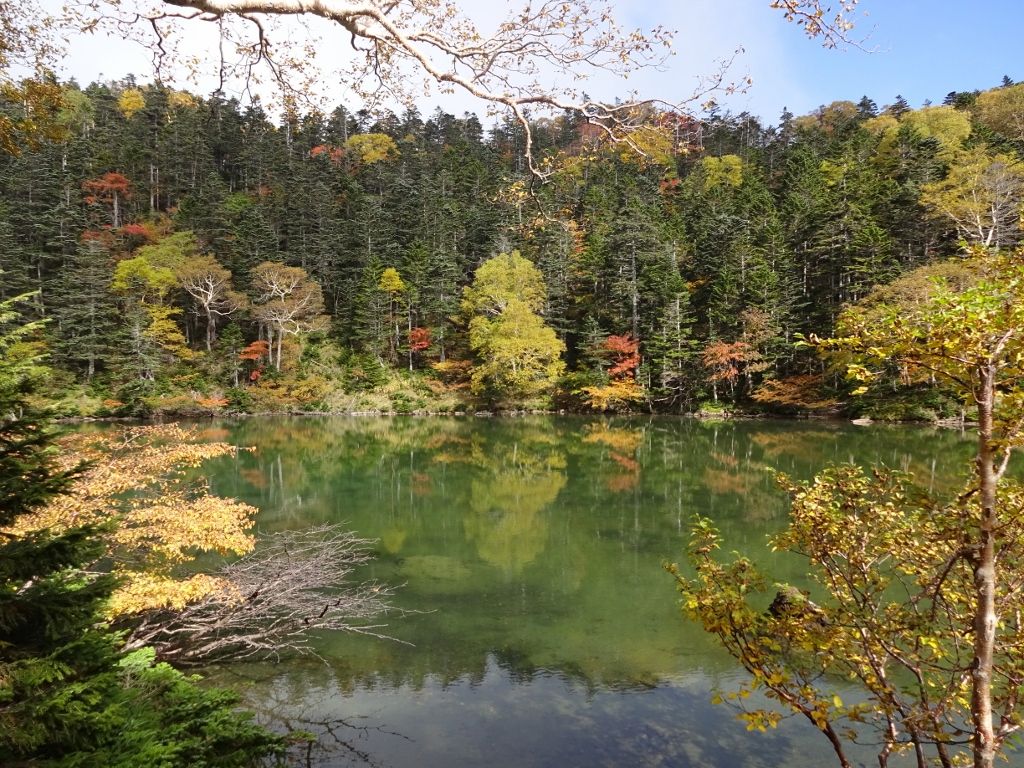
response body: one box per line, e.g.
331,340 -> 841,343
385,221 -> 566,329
700,154 -> 744,190
108,573 -> 231,615
862,113 -> 898,137
7,425 -> 258,616
344,132 -> 399,165
117,89 -> 145,119
583,424 -> 644,453
378,266 -> 406,294
975,83 -> 1024,142
751,374 -> 839,410
167,90 -> 196,110
581,377 -> 646,412
616,125 -> 676,168
901,105 -> 971,159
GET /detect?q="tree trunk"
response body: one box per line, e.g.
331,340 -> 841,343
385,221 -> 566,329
971,366 -> 998,768
205,308 -> 215,352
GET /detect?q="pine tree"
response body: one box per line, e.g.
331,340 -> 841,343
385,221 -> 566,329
0,294 -> 284,764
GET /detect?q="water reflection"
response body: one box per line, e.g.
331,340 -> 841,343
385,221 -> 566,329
198,416 -> 979,767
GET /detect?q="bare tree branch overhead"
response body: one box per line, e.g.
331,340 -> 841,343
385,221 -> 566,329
53,0 -> 860,176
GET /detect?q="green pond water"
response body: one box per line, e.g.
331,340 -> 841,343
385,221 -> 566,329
189,416 -> 996,767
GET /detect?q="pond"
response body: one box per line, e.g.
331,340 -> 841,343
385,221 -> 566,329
194,416 -> 985,767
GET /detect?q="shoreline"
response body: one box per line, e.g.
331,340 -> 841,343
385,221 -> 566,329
55,408 -> 974,428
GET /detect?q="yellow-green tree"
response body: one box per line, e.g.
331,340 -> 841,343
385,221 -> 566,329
975,83 -> 1024,142
462,252 -> 565,402
378,266 -> 406,364
674,248 -> 1024,768
920,146 -> 1024,248
111,237 -> 195,379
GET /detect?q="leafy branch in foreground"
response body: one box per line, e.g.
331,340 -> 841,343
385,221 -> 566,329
672,466 -> 1024,768
9,424 -> 261,617
37,0 -> 861,175
9,423 -> 399,666
672,247 -> 1024,768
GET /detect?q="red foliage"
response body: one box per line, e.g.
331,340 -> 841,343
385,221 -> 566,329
409,326 -> 432,353
604,334 -> 641,378
702,341 -> 752,384
310,144 -> 345,164
659,176 -> 681,195
119,222 -> 156,243
82,172 -> 131,204
239,340 -> 270,362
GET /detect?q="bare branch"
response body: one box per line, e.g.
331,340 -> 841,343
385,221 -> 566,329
121,525 -> 401,665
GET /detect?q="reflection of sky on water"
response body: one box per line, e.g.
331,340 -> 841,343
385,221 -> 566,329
225,655 -> 861,768
195,416 -> 985,767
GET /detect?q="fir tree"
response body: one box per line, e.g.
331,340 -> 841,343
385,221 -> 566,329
0,294 -> 284,765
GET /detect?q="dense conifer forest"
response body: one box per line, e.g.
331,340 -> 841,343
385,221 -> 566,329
3,77 -> 1022,417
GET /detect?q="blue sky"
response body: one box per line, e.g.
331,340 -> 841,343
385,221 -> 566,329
614,0 -> 1024,123
754,1 -> 1024,118
42,0 -> 1024,126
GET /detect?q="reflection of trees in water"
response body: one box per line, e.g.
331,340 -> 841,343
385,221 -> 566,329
463,427 -> 568,573
225,417 -> 471,527
194,416 -> 980,715
582,423 -> 645,494
464,469 -> 565,572
231,657 -> 823,768
210,664 -> 407,768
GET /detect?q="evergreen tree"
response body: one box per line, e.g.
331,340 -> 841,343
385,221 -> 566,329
0,294 -> 283,765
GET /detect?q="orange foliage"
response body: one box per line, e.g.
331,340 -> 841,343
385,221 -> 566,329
80,228 -> 116,249
239,467 -> 268,489
431,359 -> 473,386
659,175 -> 681,195
714,451 -> 741,470
604,333 -> 641,378
702,467 -> 756,496
412,472 -> 433,497
310,143 -> 345,163
82,172 -> 131,206
702,340 -> 754,385
239,339 -> 270,361
425,434 -> 471,450
195,395 -> 228,409
581,333 -> 646,411
610,451 -> 640,473
409,326 -> 432,353
606,473 -> 640,493
195,427 -> 231,441
752,374 -> 839,410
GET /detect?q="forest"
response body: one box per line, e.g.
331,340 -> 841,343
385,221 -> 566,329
7,2 -> 1024,765
4,75 -> 1023,419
